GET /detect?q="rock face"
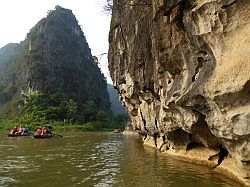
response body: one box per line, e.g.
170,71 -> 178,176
108,0 -> 250,184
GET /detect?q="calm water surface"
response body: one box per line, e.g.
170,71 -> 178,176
0,131 -> 241,187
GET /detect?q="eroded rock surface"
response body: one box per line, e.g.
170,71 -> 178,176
108,0 -> 250,184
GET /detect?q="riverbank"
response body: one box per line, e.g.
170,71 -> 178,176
0,120 -> 115,132
143,135 -> 250,186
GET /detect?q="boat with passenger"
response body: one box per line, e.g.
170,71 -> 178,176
8,125 -> 30,137
113,128 -> 121,133
33,125 -> 55,139
33,125 -> 63,138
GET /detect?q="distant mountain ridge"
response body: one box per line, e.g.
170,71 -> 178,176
107,84 -> 127,114
0,43 -> 24,74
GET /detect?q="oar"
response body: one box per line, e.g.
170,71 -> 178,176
53,133 -> 63,137
29,132 -> 34,136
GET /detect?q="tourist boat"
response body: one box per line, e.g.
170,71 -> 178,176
33,134 -> 55,139
113,129 -> 121,133
8,133 -> 30,137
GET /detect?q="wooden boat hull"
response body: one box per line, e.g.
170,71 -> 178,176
33,134 -> 55,139
8,133 -> 30,137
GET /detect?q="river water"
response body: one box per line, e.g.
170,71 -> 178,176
0,131 -> 241,187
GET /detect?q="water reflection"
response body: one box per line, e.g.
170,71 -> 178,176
0,132 -> 241,187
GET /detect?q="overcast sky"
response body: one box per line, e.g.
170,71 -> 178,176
0,0 -> 112,84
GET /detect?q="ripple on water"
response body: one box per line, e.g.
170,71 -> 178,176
81,139 -> 122,186
0,145 -> 16,147
94,174 -> 116,187
42,156 -> 55,161
76,164 -> 84,168
0,160 -> 28,172
0,176 -> 17,186
34,154 -> 44,158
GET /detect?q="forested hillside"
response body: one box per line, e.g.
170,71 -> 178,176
0,43 -> 22,69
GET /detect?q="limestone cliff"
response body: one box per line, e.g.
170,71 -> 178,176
0,6 -> 110,122
108,0 -> 250,184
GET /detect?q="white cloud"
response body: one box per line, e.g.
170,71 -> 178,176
0,0 -> 112,84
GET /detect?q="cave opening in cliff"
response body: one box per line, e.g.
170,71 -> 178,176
189,109 -> 221,146
167,128 -> 190,148
186,141 -> 206,151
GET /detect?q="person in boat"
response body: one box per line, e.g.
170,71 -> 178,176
41,125 -> 53,135
10,126 -> 18,134
35,127 -> 43,135
17,126 -> 23,134
22,125 -> 29,134
41,127 -> 48,135
114,128 -> 121,133
42,125 -> 53,135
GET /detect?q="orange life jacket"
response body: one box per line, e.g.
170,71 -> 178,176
36,128 -> 42,134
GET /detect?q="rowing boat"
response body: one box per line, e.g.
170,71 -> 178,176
113,129 -> 121,133
8,133 -> 30,137
33,134 -> 55,139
